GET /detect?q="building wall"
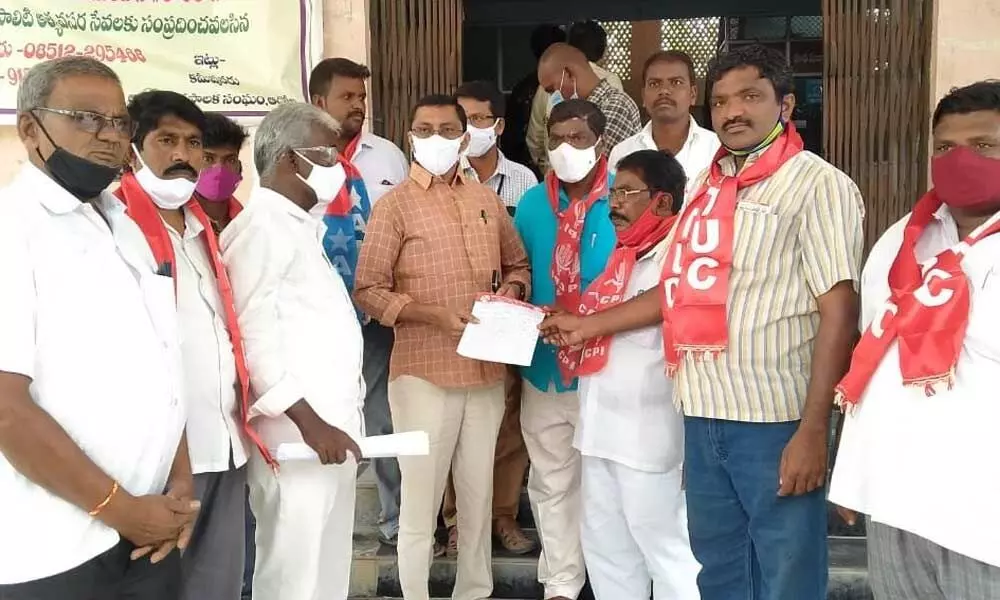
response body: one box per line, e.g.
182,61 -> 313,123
928,1 -> 1000,112
0,0 -> 371,191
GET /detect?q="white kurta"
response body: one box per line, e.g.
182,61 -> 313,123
0,164 -> 185,583
830,206 -> 1000,568
221,186 -> 365,600
576,238 -> 702,600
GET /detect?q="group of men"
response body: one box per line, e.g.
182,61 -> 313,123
0,19 -> 997,600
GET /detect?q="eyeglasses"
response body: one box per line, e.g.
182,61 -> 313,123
293,145 -> 339,166
609,188 -> 652,203
33,107 -> 135,137
410,126 -> 464,140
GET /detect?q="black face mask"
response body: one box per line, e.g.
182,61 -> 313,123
32,114 -> 120,200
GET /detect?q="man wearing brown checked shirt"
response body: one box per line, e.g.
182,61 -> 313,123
354,94 -> 531,600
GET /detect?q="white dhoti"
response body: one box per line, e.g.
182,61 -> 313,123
580,457 -> 701,600
247,451 -> 357,600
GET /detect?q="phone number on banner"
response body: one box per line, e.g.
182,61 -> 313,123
5,41 -> 147,63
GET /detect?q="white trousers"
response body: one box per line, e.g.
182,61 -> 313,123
580,457 -> 701,600
389,375 -> 505,600
247,450 -> 357,600
520,384 -> 585,599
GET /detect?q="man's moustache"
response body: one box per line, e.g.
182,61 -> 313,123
165,164 -> 197,177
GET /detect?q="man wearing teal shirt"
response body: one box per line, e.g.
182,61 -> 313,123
512,99 -> 616,600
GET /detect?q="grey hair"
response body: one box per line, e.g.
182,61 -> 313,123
17,57 -> 121,113
254,102 -> 341,178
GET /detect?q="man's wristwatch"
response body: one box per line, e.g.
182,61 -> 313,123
508,281 -> 526,300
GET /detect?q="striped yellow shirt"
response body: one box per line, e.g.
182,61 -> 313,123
672,150 -> 865,423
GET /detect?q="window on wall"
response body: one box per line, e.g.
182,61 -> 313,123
660,18 -> 723,79
597,21 -> 633,85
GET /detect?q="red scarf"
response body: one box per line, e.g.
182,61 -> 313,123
835,192 -> 1000,412
116,172 -> 276,469
660,123 -> 804,375
549,156 -> 610,314
567,208 -> 677,379
327,134 -> 363,216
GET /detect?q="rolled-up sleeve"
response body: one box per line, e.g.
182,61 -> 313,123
354,198 -> 412,326
0,222 -> 36,379
798,169 -> 866,298
221,217 -> 302,418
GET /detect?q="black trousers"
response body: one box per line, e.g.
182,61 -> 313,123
0,540 -> 180,600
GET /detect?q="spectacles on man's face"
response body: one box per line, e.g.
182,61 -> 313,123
411,125 -> 465,140
32,107 -> 136,138
293,145 -> 339,166
609,188 -> 652,203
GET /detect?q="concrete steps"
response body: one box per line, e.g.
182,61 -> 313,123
348,467 -> 874,599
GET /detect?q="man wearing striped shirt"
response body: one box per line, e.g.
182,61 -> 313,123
540,45 -> 864,600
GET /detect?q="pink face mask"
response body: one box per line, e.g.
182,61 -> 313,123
931,146 -> 1000,210
196,164 -> 242,202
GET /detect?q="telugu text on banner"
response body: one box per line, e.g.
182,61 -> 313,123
0,0 -> 318,120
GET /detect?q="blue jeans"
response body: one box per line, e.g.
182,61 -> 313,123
361,321 -> 401,540
684,417 -> 828,600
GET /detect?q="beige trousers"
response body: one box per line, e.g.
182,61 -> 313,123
389,375 -> 505,600
521,384 -> 586,600
443,366 -> 528,526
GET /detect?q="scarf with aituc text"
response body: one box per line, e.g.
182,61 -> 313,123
115,172 -> 277,469
660,122 -> 804,375
835,192 -> 1000,412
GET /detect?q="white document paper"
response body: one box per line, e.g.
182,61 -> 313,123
457,294 -> 546,367
273,431 -> 430,462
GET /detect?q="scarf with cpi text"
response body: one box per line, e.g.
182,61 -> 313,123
568,206 -> 677,379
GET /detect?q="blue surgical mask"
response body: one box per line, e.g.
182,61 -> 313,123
549,70 -> 578,110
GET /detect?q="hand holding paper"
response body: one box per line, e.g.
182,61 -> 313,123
457,294 -> 545,366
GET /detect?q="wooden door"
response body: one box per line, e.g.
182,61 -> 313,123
823,0 -> 936,250
368,0 -> 464,151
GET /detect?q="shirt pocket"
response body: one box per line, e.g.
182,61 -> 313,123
733,205 -> 792,277
140,273 -> 180,350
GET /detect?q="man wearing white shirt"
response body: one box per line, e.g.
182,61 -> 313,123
608,51 -> 720,192
574,150 -> 700,600
0,56 -> 197,599
830,81 -> 1000,599
309,56 -> 408,546
220,102 -> 364,600
116,90 -> 263,600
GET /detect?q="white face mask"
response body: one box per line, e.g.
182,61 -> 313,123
549,71 -> 579,111
132,145 -> 197,210
296,154 -> 347,207
465,123 -> 498,158
548,140 -> 600,184
411,134 -> 464,176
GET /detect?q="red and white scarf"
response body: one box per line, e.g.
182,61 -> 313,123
835,192 -> 1000,412
567,207 -> 677,379
116,172 -> 276,469
660,123 -> 804,375
550,155 -> 610,312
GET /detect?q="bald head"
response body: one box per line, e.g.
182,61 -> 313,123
537,43 -> 597,99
